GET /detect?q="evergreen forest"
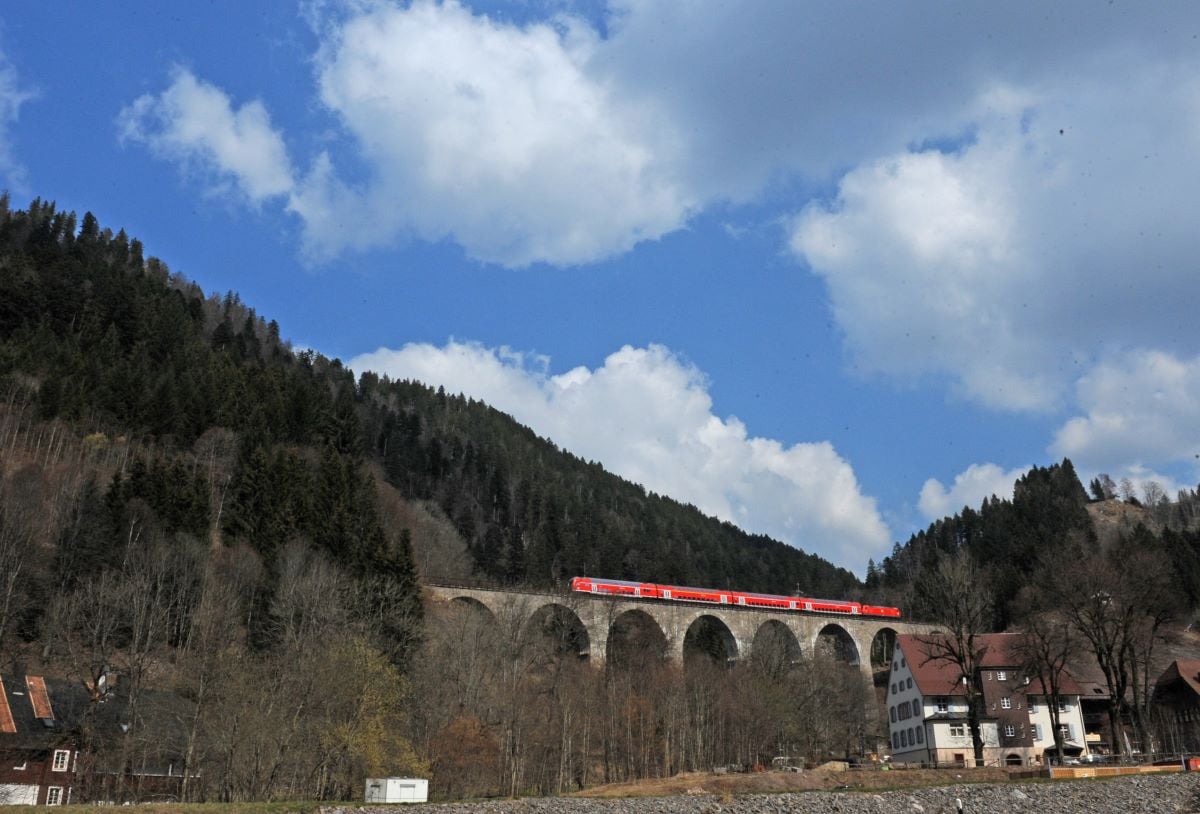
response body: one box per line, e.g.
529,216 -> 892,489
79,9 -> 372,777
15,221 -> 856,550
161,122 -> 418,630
5,197 -> 1200,800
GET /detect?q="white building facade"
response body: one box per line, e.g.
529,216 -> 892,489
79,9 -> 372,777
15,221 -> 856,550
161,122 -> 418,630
886,634 -> 1090,767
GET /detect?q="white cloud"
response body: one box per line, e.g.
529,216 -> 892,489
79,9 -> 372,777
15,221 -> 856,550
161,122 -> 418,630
350,340 -> 890,572
118,69 -> 294,203
791,66 -> 1200,410
291,0 -> 692,265
1052,350 -> 1200,478
0,50 -> 32,192
918,462 -> 1030,521
124,1 -> 1200,284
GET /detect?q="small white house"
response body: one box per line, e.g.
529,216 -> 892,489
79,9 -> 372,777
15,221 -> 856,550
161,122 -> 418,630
365,777 -> 428,804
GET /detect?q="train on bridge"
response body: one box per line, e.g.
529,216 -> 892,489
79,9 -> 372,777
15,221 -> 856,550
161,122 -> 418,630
570,576 -> 901,619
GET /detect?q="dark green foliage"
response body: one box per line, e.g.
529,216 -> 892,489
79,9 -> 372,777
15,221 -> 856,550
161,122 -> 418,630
0,199 -> 424,664
365,380 -> 859,596
877,461 -> 1097,628
0,197 -> 858,633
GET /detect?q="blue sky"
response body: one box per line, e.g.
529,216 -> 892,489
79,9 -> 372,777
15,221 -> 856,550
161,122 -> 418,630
3,1 -> 1199,574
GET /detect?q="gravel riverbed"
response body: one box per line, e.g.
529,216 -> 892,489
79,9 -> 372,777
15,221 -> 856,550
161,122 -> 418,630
332,773 -> 1200,814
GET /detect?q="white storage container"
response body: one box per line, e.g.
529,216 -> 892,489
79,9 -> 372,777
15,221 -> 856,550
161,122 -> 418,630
364,777 -> 428,804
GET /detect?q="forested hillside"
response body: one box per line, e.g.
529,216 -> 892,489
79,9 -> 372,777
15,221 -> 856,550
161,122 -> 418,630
867,460 -> 1200,627
0,196 -> 863,799
0,195 -> 856,647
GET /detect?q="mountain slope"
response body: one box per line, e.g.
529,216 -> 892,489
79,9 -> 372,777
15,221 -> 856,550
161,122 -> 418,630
0,197 -> 859,622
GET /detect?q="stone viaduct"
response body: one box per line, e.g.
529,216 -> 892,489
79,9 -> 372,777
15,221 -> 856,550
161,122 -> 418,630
425,583 -> 939,682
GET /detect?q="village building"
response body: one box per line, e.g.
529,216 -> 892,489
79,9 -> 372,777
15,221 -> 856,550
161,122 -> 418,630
1152,659 -> 1200,754
0,673 -> 189,806
886,633 -> 1091,767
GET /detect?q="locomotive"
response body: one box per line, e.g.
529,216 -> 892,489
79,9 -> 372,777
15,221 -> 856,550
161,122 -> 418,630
570,576 -> 901,618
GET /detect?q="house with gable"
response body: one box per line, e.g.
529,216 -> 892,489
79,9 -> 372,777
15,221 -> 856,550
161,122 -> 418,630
1152,659 -> 1200,753
0,672 -> 190,805
886,633 -> 1091,767
0,675 -> 85,805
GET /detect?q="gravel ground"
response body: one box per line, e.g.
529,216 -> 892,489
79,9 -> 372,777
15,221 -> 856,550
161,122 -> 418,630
331,773 -> 1200,814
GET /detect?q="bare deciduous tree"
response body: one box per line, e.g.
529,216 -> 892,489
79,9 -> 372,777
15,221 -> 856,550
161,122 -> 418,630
914,549 -> 994,767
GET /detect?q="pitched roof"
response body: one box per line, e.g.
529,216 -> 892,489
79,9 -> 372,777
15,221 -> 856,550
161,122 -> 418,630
0,675 -> 85,751
1155,659 -> 1200,698
0,673 -> 190,763
896,633 -> 1084,697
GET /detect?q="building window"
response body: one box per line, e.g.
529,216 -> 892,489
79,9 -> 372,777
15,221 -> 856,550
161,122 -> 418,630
908,728 -> 915,746
906,677 -> 913,689
900,730 -> 907,748
901,657 -> 906,667
892,732 -> 899,749
891,706 -> 897,722
13,761 -> 26,771
1029,698 -> 1038,713
950,724 -> 965,738
1001,698 -> 1012,710
936,697 -> 949,713
997,671 -> 1007,681
985,671 -> 992,681
47,787 -> 63,806
1033,724 -> 1042,741
52,750 -> 70,772
1005,725 -> 1015,738
1058,700 -> 1069,713
916,727 -> 924,744
891,682 -> 897,694
1059,724 -> 1072,740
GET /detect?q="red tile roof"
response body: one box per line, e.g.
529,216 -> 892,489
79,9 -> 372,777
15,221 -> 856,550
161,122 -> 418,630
896,633 -> 1084,697
26,675 -> 54,720
0,677 -> 13,734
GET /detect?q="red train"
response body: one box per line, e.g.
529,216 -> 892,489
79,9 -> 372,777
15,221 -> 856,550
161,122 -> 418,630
570,576 -> 901,618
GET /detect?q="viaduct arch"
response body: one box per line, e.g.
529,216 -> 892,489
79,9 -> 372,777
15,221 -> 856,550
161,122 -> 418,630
425,583 -> 937,682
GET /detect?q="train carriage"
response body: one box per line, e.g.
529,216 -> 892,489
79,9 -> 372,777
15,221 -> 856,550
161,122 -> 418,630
571,577 -> 900,619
